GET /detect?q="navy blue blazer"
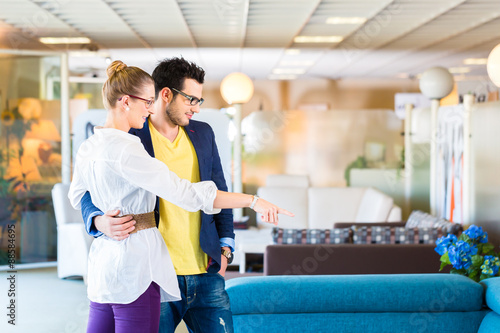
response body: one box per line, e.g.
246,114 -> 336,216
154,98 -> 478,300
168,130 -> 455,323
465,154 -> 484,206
79,119 -> 234,272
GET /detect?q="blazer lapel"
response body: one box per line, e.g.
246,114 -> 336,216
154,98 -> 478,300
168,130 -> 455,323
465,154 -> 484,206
185,122 -> 206,181
131,118 -> 155,158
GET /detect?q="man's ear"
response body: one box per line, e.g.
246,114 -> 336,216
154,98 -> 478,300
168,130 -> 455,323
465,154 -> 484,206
160,87 -> 171,104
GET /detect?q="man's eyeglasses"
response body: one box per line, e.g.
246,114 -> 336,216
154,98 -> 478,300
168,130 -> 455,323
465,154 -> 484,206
119,95 -> 154,108
171,87 -> 204,106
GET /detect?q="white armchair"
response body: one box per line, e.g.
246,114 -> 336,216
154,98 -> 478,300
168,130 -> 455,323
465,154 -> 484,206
51,183 -> 93,280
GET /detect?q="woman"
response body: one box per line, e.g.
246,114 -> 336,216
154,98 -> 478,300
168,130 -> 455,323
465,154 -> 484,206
68,60 -> 292,333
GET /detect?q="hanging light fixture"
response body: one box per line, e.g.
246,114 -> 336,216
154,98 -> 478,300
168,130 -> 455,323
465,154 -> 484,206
487,43 -> 500,87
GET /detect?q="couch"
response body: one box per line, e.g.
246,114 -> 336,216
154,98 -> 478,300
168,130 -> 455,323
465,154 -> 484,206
264,244 -> 448,276
226,274 -> 500,333
234,175 -> 402,273
264,218 -> 462,276
52,183 -> 94,280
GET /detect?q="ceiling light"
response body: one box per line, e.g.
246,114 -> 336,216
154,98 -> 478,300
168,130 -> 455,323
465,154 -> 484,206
395,73 -> 410,79
448,67 -> 471,74
285,49 -> 301,55
326,17 -> 367,25
267,74 -> 297,80
272,68 -> 306,75
39,37 -> 92,44
463,58 -> 488,65
294,36 -> 343,43
279,61 -> 314,67
69,51 -> 110,57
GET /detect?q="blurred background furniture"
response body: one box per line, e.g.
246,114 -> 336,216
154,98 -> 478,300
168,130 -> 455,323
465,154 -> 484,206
51,183 -> 93,280
264,244 -> 447,276
264,216 -> 462,276
234,174 -> 402,273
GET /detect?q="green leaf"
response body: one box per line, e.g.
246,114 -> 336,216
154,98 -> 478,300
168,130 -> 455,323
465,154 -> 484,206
439,261 -> 448,271
471,255 -> 483,268
440,252 -> 451,265
482,243 -> 495,255
450,268 -> 466,276
480,274 -> 490,281
469,268 -> 480,281
458,233 -> 470,242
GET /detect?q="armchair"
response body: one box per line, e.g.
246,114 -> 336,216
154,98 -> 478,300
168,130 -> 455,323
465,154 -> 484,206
51,183 -> 93,280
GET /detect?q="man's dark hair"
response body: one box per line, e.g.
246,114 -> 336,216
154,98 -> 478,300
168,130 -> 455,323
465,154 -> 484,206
152,57 -> 205,99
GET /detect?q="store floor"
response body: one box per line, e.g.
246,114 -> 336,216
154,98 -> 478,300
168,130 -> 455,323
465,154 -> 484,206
0,266 -> 260,333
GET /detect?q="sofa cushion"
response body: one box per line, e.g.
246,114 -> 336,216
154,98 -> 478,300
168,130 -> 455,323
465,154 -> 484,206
387,205 -> 402,222
478,312 -> 500,333
352,226 -> 444,244
231,312 -> 486,333
482,277 -> 500,315
308,187 -> 365,228
257,187 -> 308,229
272,227 -> 351,244
227,274 -> 484,314
355,187 -> 393,222
406,210 -> 462,235
266,174 -> 309,187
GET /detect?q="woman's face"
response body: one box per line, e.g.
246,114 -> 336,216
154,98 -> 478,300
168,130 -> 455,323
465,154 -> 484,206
127,82 -> 155,129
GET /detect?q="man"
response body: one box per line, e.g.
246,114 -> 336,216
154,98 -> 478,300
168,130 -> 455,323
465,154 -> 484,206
79,57 -> 235,332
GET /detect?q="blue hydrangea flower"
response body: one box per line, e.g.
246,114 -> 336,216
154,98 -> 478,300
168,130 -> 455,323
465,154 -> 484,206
447,241 -> 478,270
481,256 -> 500,276
435,234 -> 458,255
464,225 -> 488,243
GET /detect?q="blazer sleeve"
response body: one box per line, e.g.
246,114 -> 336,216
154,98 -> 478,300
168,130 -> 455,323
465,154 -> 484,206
80,191 -> 104,238
207,126 -> 235,241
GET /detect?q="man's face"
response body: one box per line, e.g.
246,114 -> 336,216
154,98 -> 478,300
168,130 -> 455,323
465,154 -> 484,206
165,78 -> 203,126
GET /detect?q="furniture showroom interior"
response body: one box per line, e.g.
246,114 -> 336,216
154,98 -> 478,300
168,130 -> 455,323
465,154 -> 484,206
2,1 -> 500,332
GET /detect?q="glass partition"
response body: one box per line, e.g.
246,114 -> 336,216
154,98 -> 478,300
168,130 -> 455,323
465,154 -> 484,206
0,52 -> 62,266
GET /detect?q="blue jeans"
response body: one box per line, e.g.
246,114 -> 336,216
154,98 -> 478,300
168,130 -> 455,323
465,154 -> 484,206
159,273 -> 233,333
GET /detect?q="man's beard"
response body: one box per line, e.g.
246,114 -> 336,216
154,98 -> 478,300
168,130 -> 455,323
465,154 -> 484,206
165,104 -> 189,126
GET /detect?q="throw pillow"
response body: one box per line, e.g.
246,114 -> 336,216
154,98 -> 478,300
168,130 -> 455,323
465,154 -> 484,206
406,210 -> 462,235
271,228 -> 351,244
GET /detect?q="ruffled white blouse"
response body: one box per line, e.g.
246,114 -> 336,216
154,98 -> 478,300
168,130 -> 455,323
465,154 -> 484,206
68,127 -> 220,304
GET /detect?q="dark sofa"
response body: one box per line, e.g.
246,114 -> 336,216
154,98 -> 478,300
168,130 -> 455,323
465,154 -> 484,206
264,243 -> 449,275
264,220 -> 461,276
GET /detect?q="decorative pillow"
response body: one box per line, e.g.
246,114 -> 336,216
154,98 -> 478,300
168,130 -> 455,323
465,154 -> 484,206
352,226 -> 393,244
271,228 -> 351,244
406,210 -> 462,235
306,229 -> 327,244
353,226 -> 445,244
330,228 -> 351,244
271,228 -> 303,244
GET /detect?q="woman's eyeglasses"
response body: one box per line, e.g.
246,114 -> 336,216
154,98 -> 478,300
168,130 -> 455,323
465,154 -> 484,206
119,95 -> 154,108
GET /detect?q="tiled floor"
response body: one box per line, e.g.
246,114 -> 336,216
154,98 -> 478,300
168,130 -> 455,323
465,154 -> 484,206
0,266 -> 261,333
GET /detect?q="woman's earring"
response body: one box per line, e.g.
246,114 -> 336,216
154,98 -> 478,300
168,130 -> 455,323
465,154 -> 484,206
126,107 -> 130,111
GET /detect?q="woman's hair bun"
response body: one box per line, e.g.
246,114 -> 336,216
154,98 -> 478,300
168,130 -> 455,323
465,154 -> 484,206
106,60 -> 127,78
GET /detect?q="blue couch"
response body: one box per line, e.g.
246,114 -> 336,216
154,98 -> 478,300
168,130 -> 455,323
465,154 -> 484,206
226,274 -> 500,333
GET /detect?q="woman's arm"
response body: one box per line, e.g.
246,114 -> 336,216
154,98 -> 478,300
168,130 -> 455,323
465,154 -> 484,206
213,191 -> 294,225
119,141 -> 294,223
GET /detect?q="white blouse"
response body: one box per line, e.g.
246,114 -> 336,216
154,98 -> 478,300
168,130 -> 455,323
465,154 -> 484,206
68,127 -> 220,304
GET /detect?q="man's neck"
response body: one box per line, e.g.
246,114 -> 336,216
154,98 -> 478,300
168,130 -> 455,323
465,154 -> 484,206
150,113 -> 180,142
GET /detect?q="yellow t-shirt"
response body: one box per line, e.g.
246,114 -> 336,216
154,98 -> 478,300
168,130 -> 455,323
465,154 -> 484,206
149,121 -> 208,275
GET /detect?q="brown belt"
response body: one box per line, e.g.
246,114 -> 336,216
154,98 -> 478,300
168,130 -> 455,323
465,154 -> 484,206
127,211 -> 156,234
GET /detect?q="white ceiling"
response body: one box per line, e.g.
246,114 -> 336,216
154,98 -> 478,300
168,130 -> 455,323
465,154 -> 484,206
1,0 -> 499,81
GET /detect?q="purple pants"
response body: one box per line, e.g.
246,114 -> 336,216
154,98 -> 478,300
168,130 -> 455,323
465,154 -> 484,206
87,282 -> 160,333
